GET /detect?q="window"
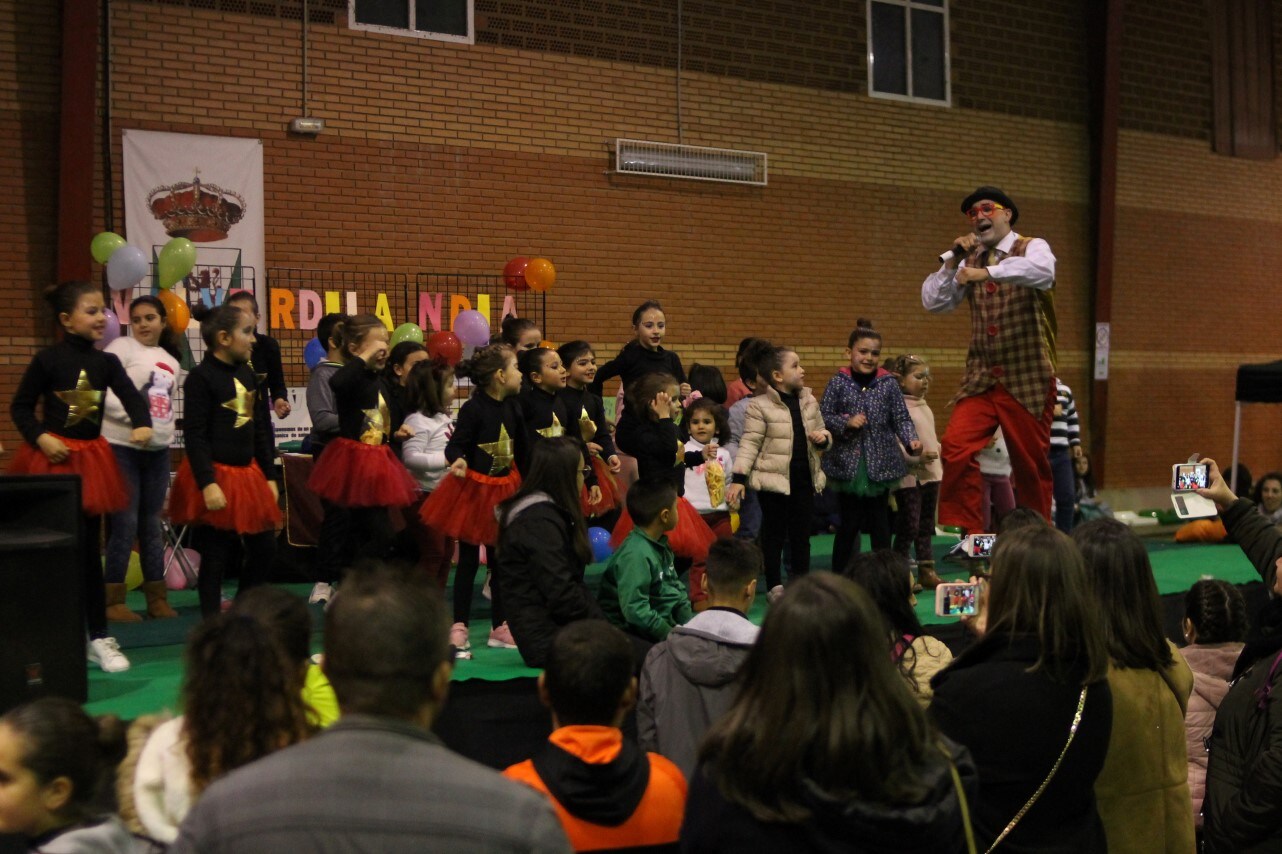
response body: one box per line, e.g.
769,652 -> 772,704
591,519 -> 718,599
867,0 -> 949,105
349,0 -> 474,44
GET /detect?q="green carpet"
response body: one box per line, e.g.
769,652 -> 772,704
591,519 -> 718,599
84,535 -> 1263,720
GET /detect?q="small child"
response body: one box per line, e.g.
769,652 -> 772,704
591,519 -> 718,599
637,538 -> 761,777
399,360 -> 455,590
890,353 -> 942,589
724,336 -> 770,408
503,620 -> 686,851
500,315 -> 543,351
599,478 -> 694,647
382,340 -> 428,449
681,398 -> 734,610
687,363 -> 728,405
1049,378 -> 1083,533
515,347 -> 600,505
224,290 -> 290,422
819,320 -> 919,578
978,428 -> 1014,531
303,312 -> 348,605
726,346 -> 831,599
724,338 -> 774,542
557,339 -> 622,519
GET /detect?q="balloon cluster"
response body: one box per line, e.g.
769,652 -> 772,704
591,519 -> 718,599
91,232 -> 197,348
503,257 -> 557,292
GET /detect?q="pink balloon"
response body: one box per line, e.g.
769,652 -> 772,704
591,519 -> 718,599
164,547 -> 201,590
453,310 -> 491,347
94,309 -> 121,350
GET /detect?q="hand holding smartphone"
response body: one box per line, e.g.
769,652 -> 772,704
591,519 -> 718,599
935,582 -> 983,617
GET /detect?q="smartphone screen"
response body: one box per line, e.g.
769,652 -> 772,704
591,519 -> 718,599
1174,464 -> 1209,492
935,583 -> 979,617
969,534 -> 996,558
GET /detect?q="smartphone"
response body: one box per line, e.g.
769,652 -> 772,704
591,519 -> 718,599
935,582 -> 981,617
965,533 -> 996,558
1172,463 -> 1210,493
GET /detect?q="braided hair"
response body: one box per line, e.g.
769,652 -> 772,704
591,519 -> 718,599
1184,579 -> 1247,644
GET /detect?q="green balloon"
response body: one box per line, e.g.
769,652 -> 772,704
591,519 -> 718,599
157,238 -> 197,289
390,323 -> 425,346
90,232 -> 127,265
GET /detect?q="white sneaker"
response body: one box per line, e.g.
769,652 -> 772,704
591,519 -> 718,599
87,637 -> 131,673
767,584 -> 785,605
309,582 -> 334,604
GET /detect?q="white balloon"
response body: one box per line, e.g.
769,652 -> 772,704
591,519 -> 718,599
106,245 -> 148,291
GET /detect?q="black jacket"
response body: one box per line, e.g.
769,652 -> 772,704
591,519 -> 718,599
496,493 -> 605,668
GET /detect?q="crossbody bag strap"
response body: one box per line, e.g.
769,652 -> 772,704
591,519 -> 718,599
944,743 -> 978,854
985,685 -> 1088,853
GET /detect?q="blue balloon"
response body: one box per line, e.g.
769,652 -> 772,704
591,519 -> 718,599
304,338 -> 326,370
588,527 -> 613,563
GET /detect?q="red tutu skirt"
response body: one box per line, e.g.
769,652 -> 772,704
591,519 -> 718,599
580,454 -> 621,517
8,436 -> 128,516
307,438 -> 418,508
170,458 -> 281,533
419,467 -> 521,546
609,495 -> 716,561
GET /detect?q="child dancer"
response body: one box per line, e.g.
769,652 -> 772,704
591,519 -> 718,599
819,320 -> 920,577
500,315 -> 543,350
589,299 -> 691,431
608,373 -> 716,562
103,295 -> 184,621
304,313 -> 347,605
890,354 -> 943,589
419,344 -> 528,656
557,340 -> 621,519
682,398 -> 734,610
10,281 -> 152,672
307,314 -> 419,572
224,290 -> 289,422
168,303 -> 280,617
400,360 -> 455,589
726,347 -> 831,599
515,347 -> 601,506
383,340 -> 428,449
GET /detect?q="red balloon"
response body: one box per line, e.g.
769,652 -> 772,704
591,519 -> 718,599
426,330 -> 463,367
504,256 -> 530,291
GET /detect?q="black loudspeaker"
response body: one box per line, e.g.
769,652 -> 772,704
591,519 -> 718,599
0,475 -> 85,714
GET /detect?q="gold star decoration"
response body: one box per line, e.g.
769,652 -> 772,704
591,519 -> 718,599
56,370 -> 103,427
359,393 -> 391,445
478,423 -> 514,474
537,413 -> 564,439
578,407 -> 597,443
221,378 -> 255,429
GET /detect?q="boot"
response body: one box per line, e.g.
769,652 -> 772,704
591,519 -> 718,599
142,580 -> 179,619
918,561 -> 943,590
105,583 -> 142,623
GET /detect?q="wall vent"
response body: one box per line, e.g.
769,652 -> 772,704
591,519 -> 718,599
613,139 -> 768,186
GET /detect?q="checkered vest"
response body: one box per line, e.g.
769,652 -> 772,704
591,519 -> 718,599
952,236 -> 1057,415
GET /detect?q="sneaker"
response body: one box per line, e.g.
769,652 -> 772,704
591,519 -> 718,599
449,622 -> 472,651
487,622 -> 518,649
453,646 -> 473,660
767,584 -> 785,605
309,582 -> 334,605
87,637 -> 131,673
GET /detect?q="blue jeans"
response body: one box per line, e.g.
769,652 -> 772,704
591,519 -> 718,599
1049,446 -> 1076,534
105,445 -> 171,583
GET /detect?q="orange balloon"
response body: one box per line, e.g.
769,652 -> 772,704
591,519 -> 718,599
525,257 -> 556,292
159,290 -> 190,334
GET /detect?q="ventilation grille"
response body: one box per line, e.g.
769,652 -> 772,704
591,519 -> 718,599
614,139 -> 768,185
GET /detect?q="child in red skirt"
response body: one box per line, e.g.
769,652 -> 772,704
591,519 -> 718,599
419,344 -> 527,657
399,360 -> 455,590
515,347 -> 602,509
307,314 -> 419,577
168,302 -> 281,617
557,340 -> 621,521
9,281 -> 153,672
610,372 -> 716,562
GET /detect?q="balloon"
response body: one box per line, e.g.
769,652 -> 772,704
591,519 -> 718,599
503,256 -> 530,291
525,258 -> 556,292
588,527 -> 613,563
106,245 -> 147,291
158,290 -> 190,334
304,338 -> 326,370
427,330 -> 463,367
453,310 -> 491,347
94,309 -> 121,350
125,552 -> 144,590
164,546 -> 201,591
157,237 -> 197,289
390,322 -> 425,347
90,231 -> 126,264
539,340 -> 557,350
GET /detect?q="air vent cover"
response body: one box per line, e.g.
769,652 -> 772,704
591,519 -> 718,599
614,139 -> 768,185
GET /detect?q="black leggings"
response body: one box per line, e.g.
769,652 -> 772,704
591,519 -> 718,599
758,483 -> 814,590
82,513 -> 107,640
832,491 -> 891,575
452,541 -> 504,628
193,527 -> 276,617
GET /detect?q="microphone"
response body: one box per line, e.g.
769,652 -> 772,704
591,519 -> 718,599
938,243 -> 971,265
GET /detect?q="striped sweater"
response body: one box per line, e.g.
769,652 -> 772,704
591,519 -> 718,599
1050,379 -> 1080,449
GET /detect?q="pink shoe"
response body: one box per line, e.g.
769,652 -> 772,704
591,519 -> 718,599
487,622 -> 518,649
449,622 -> 472,655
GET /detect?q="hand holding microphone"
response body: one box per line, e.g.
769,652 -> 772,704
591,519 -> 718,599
939,233 -> 980,266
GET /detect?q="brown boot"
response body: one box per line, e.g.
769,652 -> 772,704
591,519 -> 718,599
918,561 -> 943,589
105,583 -> 142,623
142,580 -> 179,619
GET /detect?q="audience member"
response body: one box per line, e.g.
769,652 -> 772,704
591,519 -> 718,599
931,525 -> 1113,853
637,538 -> 761,776
504,621 -> 686,852
232,586 -> 339,727
683,573 -> 976,852
1072,518 -> 1196,853
170,563 -> 569,853
1253,471 -> 1282,526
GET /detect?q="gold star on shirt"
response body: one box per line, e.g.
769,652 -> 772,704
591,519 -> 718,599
537,413 -> 565,439
578,407 -> 597,443
478,423 -> 514,474
221,378 -> 255,429
56,370 -> 103,427
359,393 -> 390,445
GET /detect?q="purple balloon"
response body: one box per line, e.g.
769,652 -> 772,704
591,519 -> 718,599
453,310 -> 491,348
106,245 -> 148,291
94,309 -> 121,350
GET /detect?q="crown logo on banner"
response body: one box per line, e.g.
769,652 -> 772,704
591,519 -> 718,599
147,173 -> 247,242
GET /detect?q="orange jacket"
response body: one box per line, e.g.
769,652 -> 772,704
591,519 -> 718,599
504,725 -> 686,852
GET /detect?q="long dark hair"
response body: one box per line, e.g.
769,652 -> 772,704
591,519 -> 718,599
624,372 -> 678,421
404,360 -> 449,417
842,550 -> 929,688
699,573 -> 939,822
1072,518 -> 1174,671
129,294 -> 183,360
497,436 -> 592,565
681,398 -> 730,445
